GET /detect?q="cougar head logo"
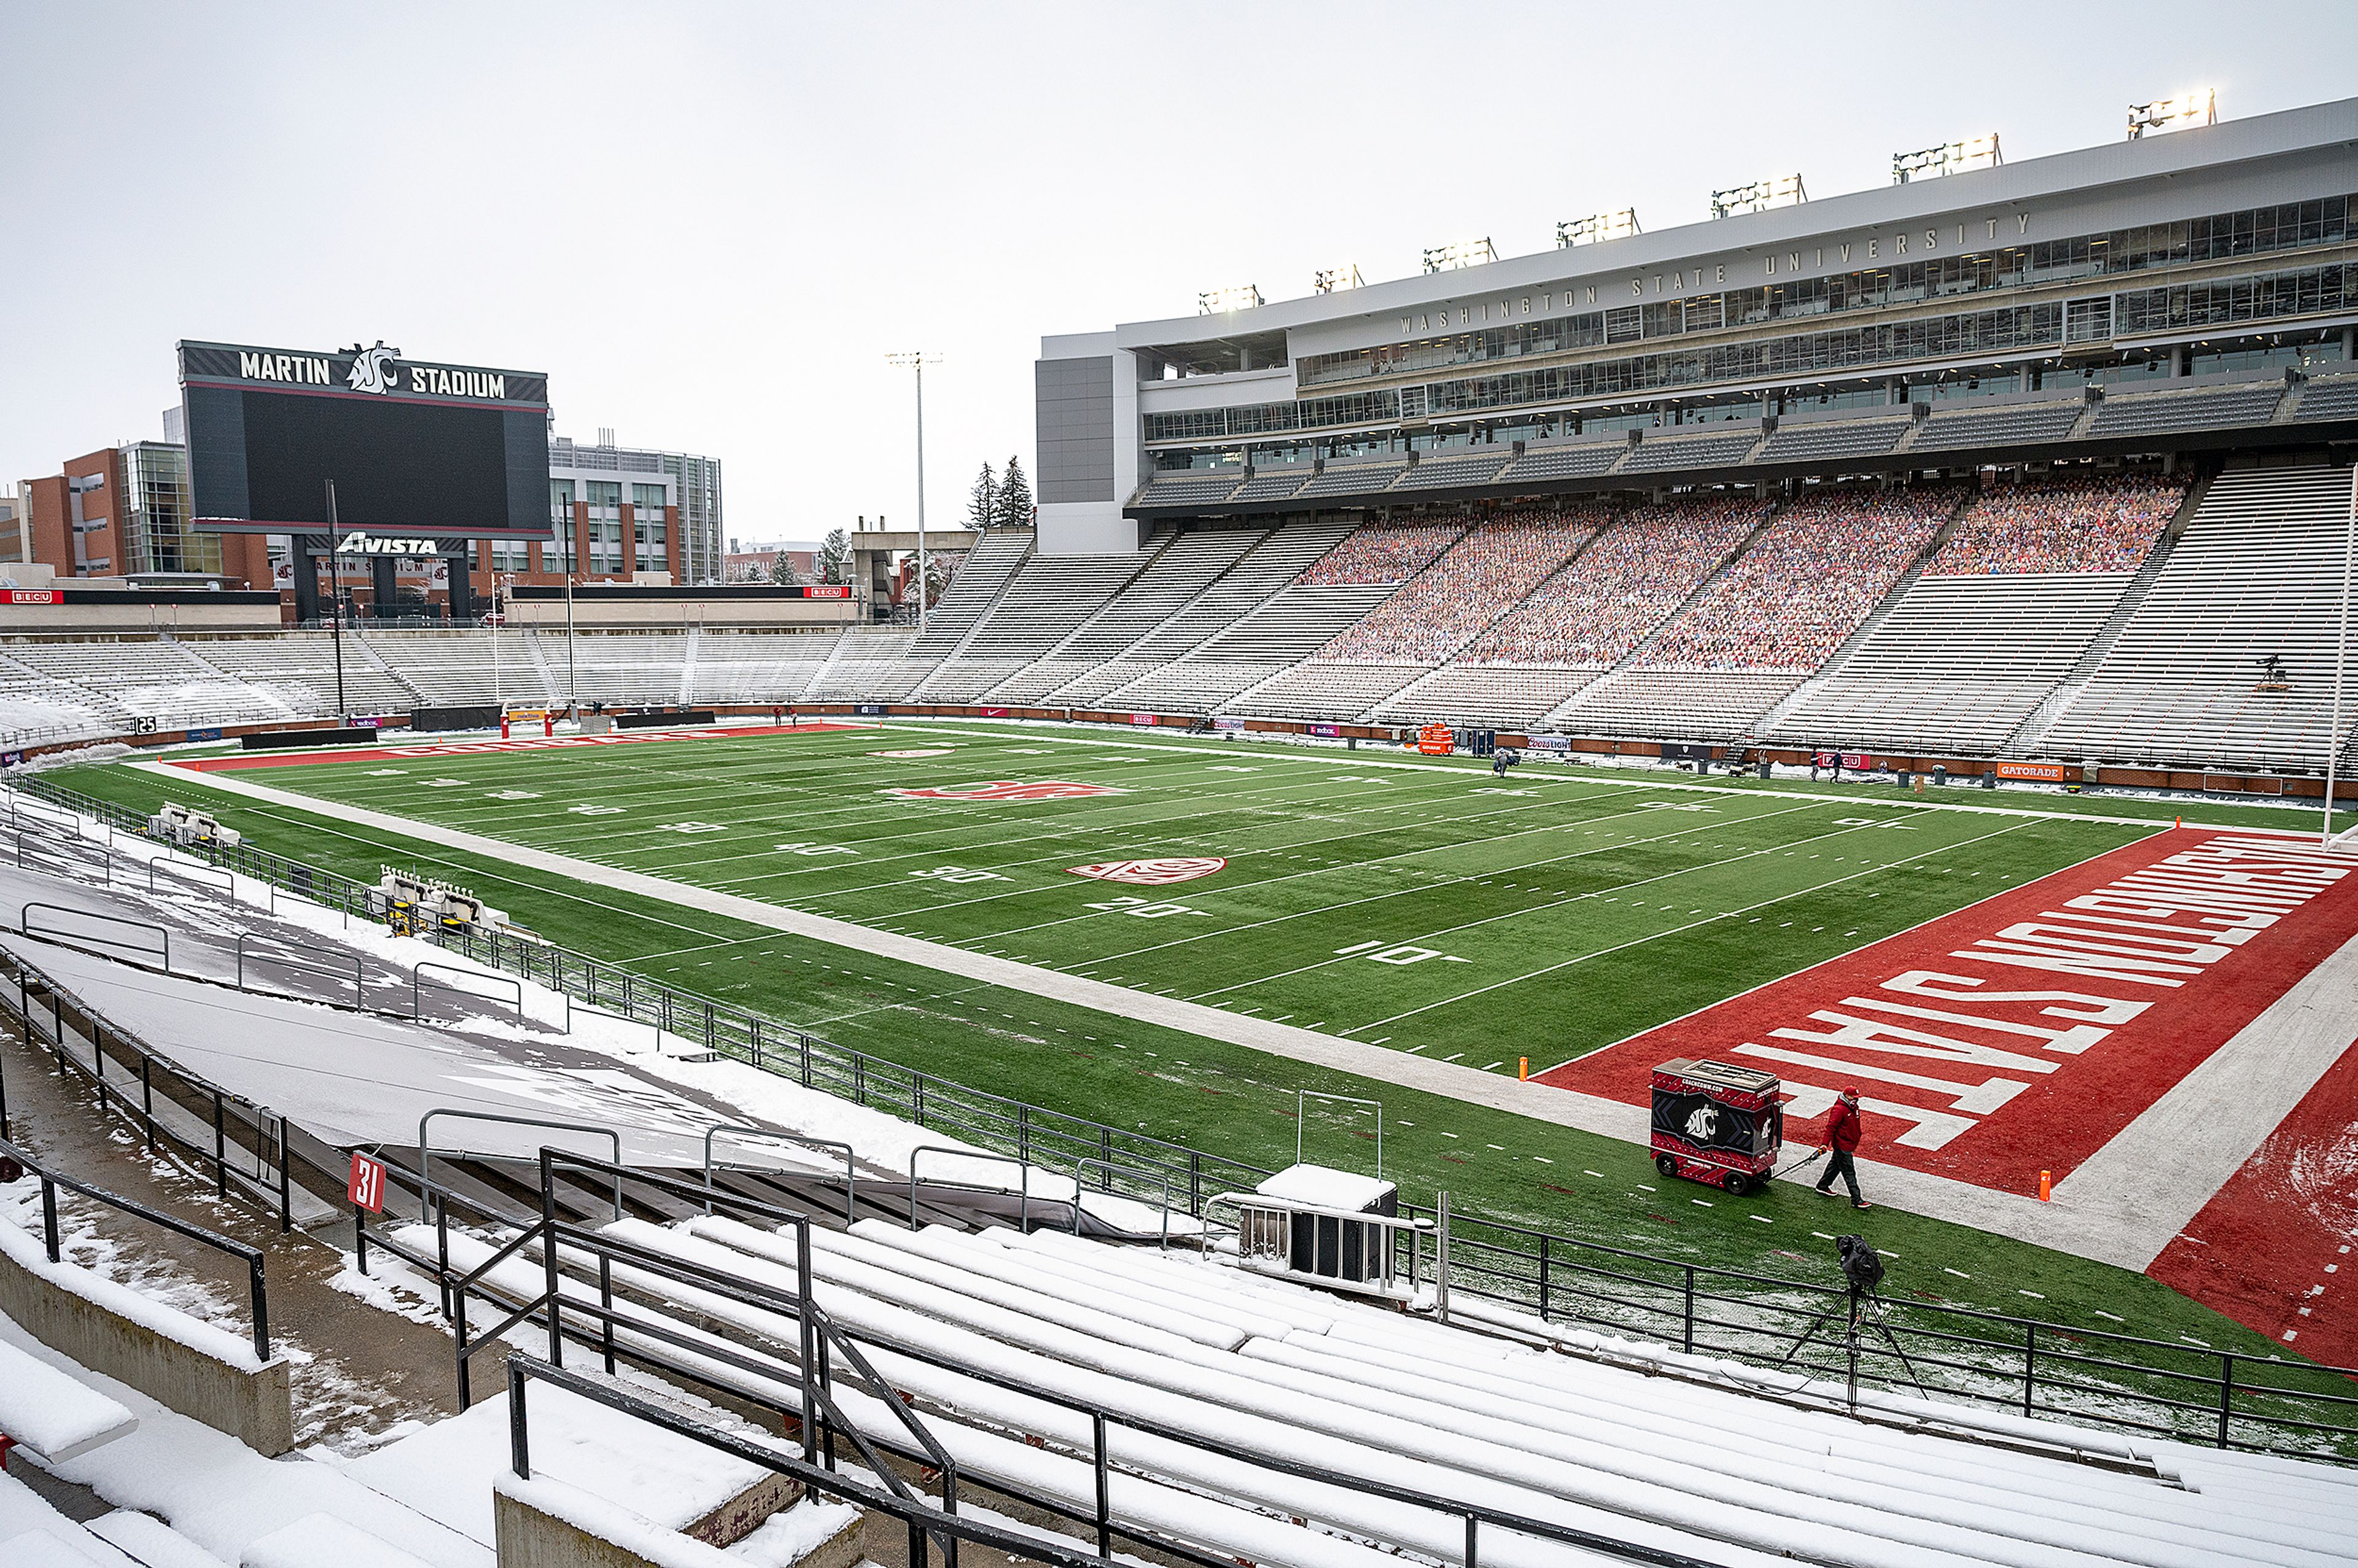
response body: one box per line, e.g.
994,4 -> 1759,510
1683,1105 -> 1719,1143
345,341 -> 400,394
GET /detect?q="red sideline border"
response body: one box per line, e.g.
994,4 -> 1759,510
165,721 -> 860,772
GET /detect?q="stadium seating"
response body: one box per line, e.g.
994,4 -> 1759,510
1620,427 -> 1761,473
1756,415 -> 1912,465
1136,470 -> 1246,508
181,632 -> 419,717
807,629 -> 919,700
1291,457 -> 1408,499
2086,378 -> 2290,439
1227,467 -> 1313,503
1385,451 -> 1513,492
2036,463 -> 2358,769
1908,397 -> 2085,452
1540,667 -> 1807,742
983,526 -> 1268,702
1764,475 -> 2185,753
911,536 -> 1163,701
1633,489 -> 1956,672
365,628 -> 551,707
2292,370 -> 2358,422
691,629 -> 842,704
1495,435 -> 1626,483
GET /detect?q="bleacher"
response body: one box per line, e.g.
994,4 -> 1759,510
691,629 -> 841,704
1385,451 -> 1512,492
1375,663 -> 1600,728
1049,521 -> 1353,705
181,632 -> 421,716
1496,435 -> 1627,483
2038,463 -> 2358,770
1543,668 -> 1807,741
1227,467 -> 1314,503
418,1210 -> 2346,1568
1756,414 -> 1912,465
911,538 -> 1161,701
806,628 -> 919,701
1290,457 -> 1408,499
2087,378 -> 2292,439
1135,469 -> 1245,508
532,631 -> 692,707
1621,427 -> 1761,473
365,628 -> 551,707
1909,397 -> 2085,451
986,526 -> 1269,703
2294,371 -> 2358,422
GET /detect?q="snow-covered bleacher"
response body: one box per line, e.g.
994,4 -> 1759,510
2038,463 -> 2358,770
691,629 -> 841,704
427,1208 -> 2358,1568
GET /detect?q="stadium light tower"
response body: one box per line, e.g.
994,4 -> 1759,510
1197,285 -> 1263,314
1420,238 -> 1496,274
1312,264 -> 1362,295
2128,89 -> 2216,139
1556,209 -> 1640,248
885,351 -> 941,634
2325,466 -> 2358,847
1891,135 -> 2001,184
1711,176 -> 1806,219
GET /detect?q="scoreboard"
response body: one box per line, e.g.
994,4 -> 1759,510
177,339 -> 551,541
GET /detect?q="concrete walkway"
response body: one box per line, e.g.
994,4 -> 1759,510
139,760 -> 2211,1267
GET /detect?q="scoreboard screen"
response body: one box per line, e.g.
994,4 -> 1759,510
179,340 -> 551,539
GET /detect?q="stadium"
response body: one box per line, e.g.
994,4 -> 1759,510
1,33 -> 2356,1568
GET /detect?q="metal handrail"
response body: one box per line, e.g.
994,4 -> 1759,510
908,1143 -> 1035,1233
235,933 -> 365,1007
413,960 -> 524,1022
0,1134 -> 271,1362
702,1124 -> 857,1222
415,1109 -> 619,1221
20,902 -> 166,969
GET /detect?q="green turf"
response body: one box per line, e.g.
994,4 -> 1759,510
48,726 -> 2346,1402
124,722 -> 2178,1069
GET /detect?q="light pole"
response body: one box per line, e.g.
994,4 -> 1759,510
2325,465 -> 2358,847
886,351 -> 941,634
325,480 -> 347,718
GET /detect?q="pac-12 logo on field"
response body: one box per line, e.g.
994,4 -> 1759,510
1068,856 -> 1226,886
884,780 -> 1129,801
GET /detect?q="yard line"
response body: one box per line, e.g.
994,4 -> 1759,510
1342,819 -> 2036,1031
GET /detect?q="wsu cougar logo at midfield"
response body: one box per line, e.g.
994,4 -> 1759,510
346,341 -> 400,394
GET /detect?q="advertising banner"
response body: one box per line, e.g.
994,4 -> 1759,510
1129,713 -> 1158,726
1527,734 -> 1570,751
854,703 -> 887,716
7,589 -> 61,605
1416,721 -> 1455,756
1214,717 -> 1247,732
1308,723 -> 1342,738
978,706 -> 1011,718
1996,761 -> 2070,782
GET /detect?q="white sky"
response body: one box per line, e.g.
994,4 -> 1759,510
4,3 -> 2354,544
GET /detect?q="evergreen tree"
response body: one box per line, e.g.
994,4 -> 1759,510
819,527 -> 852,584
966,463 -> 996,534
993,456 -> 1033,530
768,553 -> 801,585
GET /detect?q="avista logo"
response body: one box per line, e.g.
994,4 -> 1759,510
885,781 -> 1127,801
346,340 -> 400,394
1068,857 -> 1226,886
335,532 -> 439,556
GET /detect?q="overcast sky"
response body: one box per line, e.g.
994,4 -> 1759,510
6,4 -> 2354,546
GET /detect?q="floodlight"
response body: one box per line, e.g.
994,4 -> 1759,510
2128,89 -> 2216,139
1891,134 -> 2001,184
1197,285 -> 1263,314
1420,238 -> 1496,274
1710,175 -> 1806,219
1556,209 -> 1641,248
1312,263 -> 1363,295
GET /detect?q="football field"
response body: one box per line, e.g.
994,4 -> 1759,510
162,719 -> 2158,1069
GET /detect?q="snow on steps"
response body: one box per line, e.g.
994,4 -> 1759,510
241,1513 -> 436,1568
416,1210 -> 2358,1568
408,1223 -> 1421,1568
0,1334 -> 138,1462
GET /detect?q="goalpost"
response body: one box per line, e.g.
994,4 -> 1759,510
2326,464 -> 2358,852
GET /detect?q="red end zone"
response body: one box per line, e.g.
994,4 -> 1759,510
166,722 -> 860,771
1537,828 -> 2358,1199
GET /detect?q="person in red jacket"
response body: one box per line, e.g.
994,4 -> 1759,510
1813,1087 -> 1872,1209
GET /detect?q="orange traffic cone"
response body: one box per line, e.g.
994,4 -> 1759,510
2038,1170 -> 2052,1201
1519,1057 -> 1529,1081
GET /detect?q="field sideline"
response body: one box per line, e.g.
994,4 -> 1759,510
49,723 -> 2354,1368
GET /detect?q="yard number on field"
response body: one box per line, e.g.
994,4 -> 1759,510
775,840 -> 857,856
909,865 -> 1008,884
1084,895 -> 1214,918
348,1152 -> 388,1214
1336,940 -> 1470,965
